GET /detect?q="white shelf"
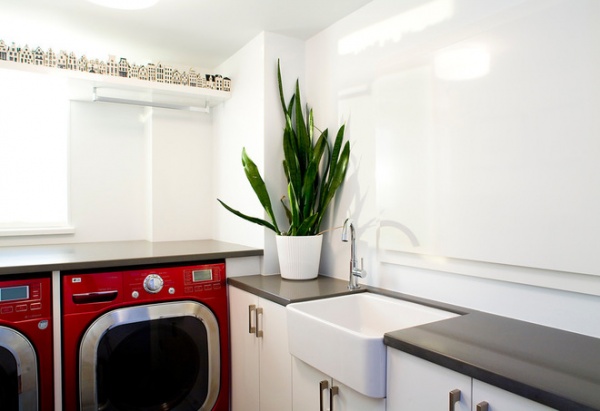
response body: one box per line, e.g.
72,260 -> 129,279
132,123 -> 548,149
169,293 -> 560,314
0,60 -> 231,112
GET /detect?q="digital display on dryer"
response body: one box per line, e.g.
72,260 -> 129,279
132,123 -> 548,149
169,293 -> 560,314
0,285 -> 28,302
192,269 -> 213,282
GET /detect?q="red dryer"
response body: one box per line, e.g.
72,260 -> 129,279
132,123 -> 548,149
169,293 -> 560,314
62,261 -> 229,411
0,274 -> 54,411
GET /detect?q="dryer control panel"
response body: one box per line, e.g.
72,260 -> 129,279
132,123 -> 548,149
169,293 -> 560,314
0,277 -> 51,322
63,262 -> 226,314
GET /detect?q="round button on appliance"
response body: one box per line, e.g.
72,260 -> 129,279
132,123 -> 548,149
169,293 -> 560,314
143,274 -> 164,294
132,291 -> 140,299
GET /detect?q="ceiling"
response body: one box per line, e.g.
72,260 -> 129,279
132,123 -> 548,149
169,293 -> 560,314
0,0 -> 374,69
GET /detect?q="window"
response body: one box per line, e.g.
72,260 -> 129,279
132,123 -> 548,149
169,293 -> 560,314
0,68 -> 72,235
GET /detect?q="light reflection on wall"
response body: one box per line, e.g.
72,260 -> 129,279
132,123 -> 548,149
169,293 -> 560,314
338,0 -> 455,55
434,46 -> 491,80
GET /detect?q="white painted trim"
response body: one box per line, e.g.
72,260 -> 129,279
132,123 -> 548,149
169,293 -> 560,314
378,248 -> 600,297
0,226 -> 75,237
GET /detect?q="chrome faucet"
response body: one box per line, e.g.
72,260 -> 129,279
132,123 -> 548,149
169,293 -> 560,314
342,218 -> 367,290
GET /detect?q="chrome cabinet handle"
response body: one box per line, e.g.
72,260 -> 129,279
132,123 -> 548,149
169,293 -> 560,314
476,401 -> 489,411
248,305 -> 256,334
319,380 -> 329,411
449,389 -> 461,411
330,385 -> 339,411
255,307 -> 263,337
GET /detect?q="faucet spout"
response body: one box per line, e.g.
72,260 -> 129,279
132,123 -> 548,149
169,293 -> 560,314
342,218 -> 366,290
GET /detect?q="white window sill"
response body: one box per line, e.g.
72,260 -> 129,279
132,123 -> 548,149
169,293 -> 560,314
0,226 -> 75,237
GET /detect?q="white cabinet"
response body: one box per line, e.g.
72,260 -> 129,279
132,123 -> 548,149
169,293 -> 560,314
292,356 -> 386,411
229,286 -> 292,411
387,349 -> 555,411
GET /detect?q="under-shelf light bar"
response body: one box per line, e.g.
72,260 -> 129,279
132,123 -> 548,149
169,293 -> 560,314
92,88 -> 210,113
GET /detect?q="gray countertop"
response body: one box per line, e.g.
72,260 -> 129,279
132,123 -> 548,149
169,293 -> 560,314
228,274 -> 364,306
230,274 -> 600,411
0,239 -> 263,275
385,312 -> 600,410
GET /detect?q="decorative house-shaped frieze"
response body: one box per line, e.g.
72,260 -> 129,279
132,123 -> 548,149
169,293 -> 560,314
214,74 -> 223,91
8,43 -> 20,62
57,50 -> 68,69
165,66 -> 173,84
223,77 -> 231,92
0,38 -> 232,94
68,52 -> 78,70
118,57 -> 129,77
181,71 -> 189,86
99,61 -> 108,75
19,45 -> 33,64
45,48 -> 57,68
147,63 -> 157,82
189,69 -> 198,87
78,55 -> 88,72
88,59 -> 98,73
156,63 -> 165,83
129,64 -> 139,79
0,40 -> 7,61
138,65 -> 148,81
172,70 -> 181,85
89,59 -> 107,75
33,47 -> 45,66
205,74 -> 214,89
107,55 -> 118,76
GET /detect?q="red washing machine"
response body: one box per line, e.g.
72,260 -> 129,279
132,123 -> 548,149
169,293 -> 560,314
62,261 -> 229,411
0,274 -> 54,411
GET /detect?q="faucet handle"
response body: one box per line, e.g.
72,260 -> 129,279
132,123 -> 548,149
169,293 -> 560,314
353,258 -> 367,279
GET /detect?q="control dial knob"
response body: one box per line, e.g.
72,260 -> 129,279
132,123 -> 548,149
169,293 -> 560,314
143,274 -> 164,294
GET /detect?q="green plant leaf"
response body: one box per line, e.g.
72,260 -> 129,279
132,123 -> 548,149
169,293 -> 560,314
277,59 -> 288,117
280,196 -> 292,225
283,125 -> 302,202
241,148 -> 280,234
217,199 -> 279,234
294,81 -> 310,170
296,214 -> 319,236
287,182 -> 301,235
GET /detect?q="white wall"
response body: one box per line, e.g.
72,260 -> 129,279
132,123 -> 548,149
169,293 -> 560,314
303,0 -> 600,337
147,108 -> 214,241
213,32 -> 304,274
0,97 -> 214,246
213,34 -> 267,249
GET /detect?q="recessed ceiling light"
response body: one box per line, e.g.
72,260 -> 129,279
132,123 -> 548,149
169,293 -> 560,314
86,0 -> 160,10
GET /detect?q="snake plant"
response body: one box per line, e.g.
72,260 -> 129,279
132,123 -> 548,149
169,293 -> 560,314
217,60 -> 350,236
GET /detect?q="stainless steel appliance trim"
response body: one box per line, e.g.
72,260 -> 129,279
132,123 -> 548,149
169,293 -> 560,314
79,301 -> 220,411
0,326 -> 39,411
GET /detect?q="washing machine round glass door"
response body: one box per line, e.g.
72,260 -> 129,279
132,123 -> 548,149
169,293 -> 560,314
79,301 -> 220,411
0,327 -> 38,411
0,346 -> 18,409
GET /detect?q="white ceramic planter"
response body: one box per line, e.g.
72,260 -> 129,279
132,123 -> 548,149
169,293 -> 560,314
276,235 -> 323,280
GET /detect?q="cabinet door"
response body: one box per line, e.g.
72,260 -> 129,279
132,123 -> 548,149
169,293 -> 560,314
473,380 -> 556,411
229,286 -> 260,411
259,297 -> 292,411
332,378 -> 386,411
293,357 -> 385,411
293,356 -> 331,410
387,349 -> 471,411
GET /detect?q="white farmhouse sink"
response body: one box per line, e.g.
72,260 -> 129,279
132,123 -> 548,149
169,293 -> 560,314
287,292 -> 459,398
